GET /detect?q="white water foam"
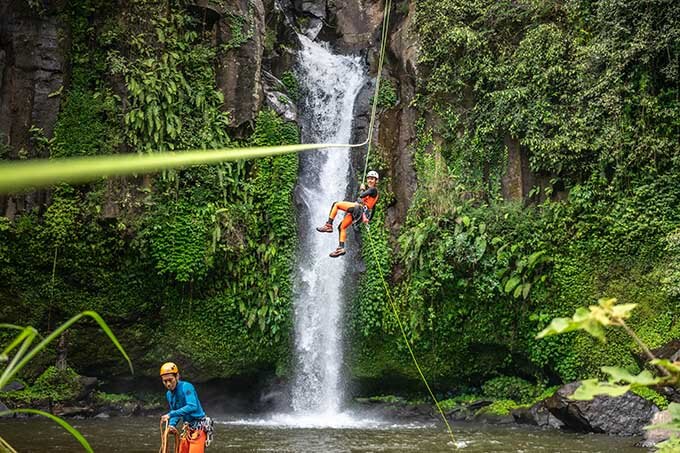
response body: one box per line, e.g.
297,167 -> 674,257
287,35 -> 366,424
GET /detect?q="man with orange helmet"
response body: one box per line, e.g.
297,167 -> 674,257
160,362 -> 213,452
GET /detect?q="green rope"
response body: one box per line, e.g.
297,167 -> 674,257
362,0 -> 392,182
365,225 -> 457,444
0,142 -> 365,194
360,1 -> 457,446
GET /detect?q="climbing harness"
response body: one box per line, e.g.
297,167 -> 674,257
159,417 -> 213,452
198,416 -> 215,447
159,419 -> 180,453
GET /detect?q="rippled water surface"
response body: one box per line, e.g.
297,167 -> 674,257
0,417 -> 644,452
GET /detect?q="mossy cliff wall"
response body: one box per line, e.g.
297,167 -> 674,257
1,0 -> 679,395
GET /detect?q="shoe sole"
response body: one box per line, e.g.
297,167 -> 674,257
329,251 -> 346,258
316,228 -> 333,233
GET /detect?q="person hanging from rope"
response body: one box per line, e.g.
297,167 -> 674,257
160,362 -> 214,453
316,170 -> 380,258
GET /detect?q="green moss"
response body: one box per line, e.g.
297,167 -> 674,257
2,367 -> 82,405
631,387 -> 669,410
280,71 -> 300,101
93,391 -> 134,404
482,376 -> 542,405
476,399 -> 518,416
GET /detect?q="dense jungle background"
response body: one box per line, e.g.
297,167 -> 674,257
0,0 -> 678,412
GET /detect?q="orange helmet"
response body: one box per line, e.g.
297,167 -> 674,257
160,362 -> 179,376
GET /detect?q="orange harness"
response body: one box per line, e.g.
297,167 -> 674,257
160,419 -> 207,453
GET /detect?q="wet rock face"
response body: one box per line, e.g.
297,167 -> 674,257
512,401 -> 565,429
373,1 -> 417,233
215,0 -> 266,129
637,409 -> 673,448
331,0 -> 383,52
0,1 -> 65,217
545,382 -> 659,436
0,2 -> 65,157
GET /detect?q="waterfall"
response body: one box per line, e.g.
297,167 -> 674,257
290,34 -> 367,417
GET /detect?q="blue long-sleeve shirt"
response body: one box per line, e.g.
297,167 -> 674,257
166,380 -> 206,427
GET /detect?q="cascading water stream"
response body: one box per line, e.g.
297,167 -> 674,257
289,35 -> 366,420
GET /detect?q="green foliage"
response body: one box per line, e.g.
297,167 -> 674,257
120,11 -> 230,151
51,89 -> 120,158
438,394 -> 478,411
482,376 -> 542,405
476,399 -> 518,416
93,391 -> 135,404
280,71 -> 300,102
0,1 -> 304,383
29,366 -> 81,402
415,0 -> 680,182
373,80 -> 398,110
537,298 -> 638,342
148,201 -> 215,282
631,386 -> 669,410
220,8 -> 255,51
0,311 -> 131,452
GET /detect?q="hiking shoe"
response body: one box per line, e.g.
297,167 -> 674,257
329,247 -> 346,258
316,223 -> 333,233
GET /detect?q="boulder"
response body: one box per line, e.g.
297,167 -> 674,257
473,411 -> 515,425
262,71 -> 298,122
294,0 -> 326,19
512,401 -> 565,429
76,376 -> 98,400
636,409 -> 673,448
444,405 -> 472,422
52,405 -> 93,417
545,382 -> 659,436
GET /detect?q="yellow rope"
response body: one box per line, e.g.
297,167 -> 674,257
357,0 -> 456,445
362,0 -> 392,181
365,225 -> 456,444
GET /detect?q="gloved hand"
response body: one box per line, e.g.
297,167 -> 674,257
360,183 -> 366,191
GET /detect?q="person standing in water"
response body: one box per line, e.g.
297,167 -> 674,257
160,362 -> 213,453
316,170 -> 380,257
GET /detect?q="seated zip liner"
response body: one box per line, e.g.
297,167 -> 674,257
316,170 -> 380,257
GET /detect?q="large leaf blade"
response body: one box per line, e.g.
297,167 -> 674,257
0,409 -> 93,453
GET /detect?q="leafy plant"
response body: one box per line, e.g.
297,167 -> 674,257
0,311 -> 132,452
537,298 -> 680,449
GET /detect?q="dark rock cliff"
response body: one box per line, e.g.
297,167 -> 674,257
0,0 -> 66,217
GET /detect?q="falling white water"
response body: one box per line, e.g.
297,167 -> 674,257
290,34 -> 366,420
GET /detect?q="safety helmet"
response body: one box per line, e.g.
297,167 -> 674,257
160,362 -> 179,376
367,170 -> 379,180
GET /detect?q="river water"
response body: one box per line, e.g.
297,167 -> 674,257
0,416 -> 644,452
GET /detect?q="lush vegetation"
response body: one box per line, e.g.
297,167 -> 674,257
351,0 -> 680,393
0,0 -> 300,383
1,0 -> 678,427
